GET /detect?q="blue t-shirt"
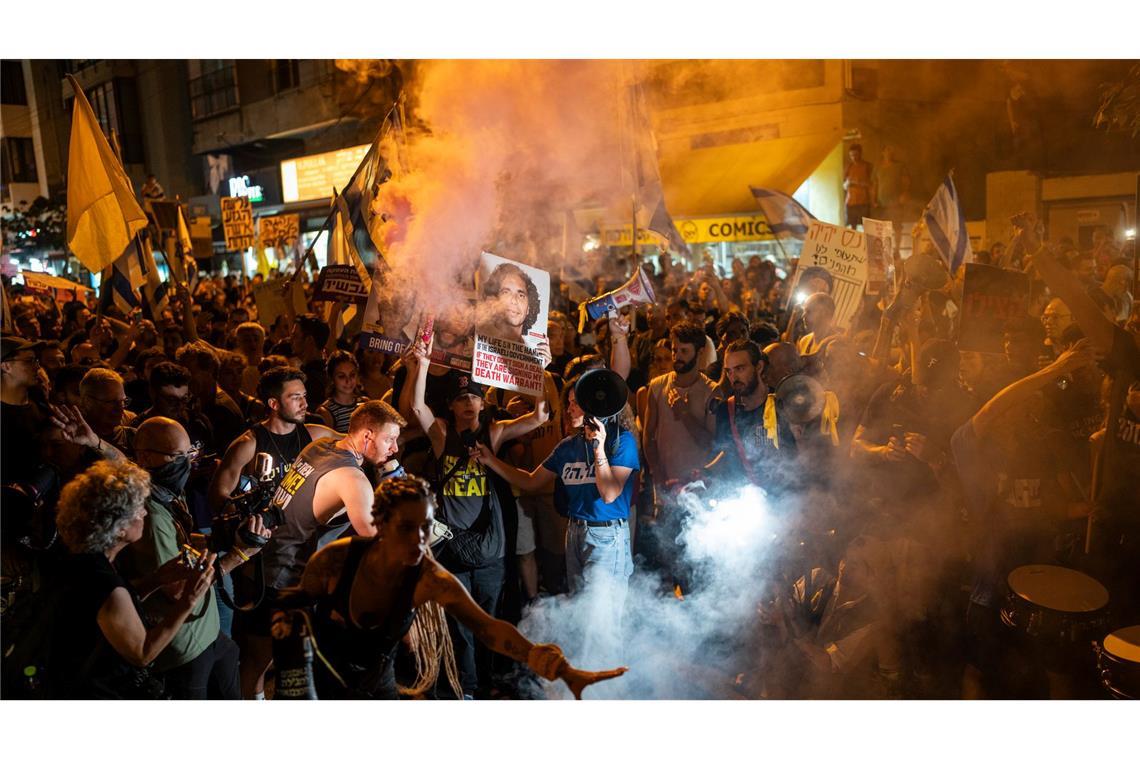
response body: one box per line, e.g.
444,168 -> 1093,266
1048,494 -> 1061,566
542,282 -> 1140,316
542,430 -> 640,522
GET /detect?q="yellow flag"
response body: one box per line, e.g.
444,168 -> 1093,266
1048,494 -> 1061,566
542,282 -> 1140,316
255,237 -> 271,278
65,74 -> 148,274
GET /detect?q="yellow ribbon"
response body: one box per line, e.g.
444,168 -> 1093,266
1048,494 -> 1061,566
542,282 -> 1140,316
820,390 -> 841,446
763,393 -> 779,449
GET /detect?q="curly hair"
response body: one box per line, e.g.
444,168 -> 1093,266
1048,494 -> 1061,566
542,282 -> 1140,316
175,340 -> 220,372
482,263 -> 541,335
372,475 -> 436,526
56,460 -> 150,555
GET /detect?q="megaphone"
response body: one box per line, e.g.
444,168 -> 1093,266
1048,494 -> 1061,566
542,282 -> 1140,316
903,247 -> 951,292
582,267 -> 656,322
574,368 -> 629,422
774,373 -> 825,425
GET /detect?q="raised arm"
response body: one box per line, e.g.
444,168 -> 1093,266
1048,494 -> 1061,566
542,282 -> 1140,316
609,312 -> 632,381
971,339 -> 1098,439
490,397 -> 550,451
1029,241 -> 1115,353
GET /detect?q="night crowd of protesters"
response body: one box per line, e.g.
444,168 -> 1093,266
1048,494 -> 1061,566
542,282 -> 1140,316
1,212 -> 1137,700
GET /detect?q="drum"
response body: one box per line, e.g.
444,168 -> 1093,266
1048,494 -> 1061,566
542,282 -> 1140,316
1095,625 -> 1140,699
1000,564 -> 1110,645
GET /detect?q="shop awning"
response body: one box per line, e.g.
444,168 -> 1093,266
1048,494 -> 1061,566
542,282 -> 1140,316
659,121 -> 841,217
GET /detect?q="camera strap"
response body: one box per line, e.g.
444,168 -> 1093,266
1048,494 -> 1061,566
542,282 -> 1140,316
726,398 -> 761,487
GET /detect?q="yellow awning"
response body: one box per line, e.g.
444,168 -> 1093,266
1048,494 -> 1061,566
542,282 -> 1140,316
659,125 -> 841,217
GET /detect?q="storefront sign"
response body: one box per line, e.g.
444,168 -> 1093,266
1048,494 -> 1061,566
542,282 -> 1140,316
280,144 -> 370,204
221,196 -> 254,251
601,213 -> 774,247
228,174 -> 264,203
259,214 -> 300,249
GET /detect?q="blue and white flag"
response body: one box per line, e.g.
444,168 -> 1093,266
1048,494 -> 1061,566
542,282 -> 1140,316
922,173 -> 972,275
337,123 -> 393,275
749,187 -> 815,238
99,242 -> 144,314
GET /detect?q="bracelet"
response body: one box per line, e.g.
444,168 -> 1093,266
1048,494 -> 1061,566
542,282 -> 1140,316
233,546 -> 251,563
595,458 -> 609,466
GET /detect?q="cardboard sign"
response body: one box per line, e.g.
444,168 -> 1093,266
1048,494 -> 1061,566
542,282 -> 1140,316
252,277 -> 307,329
313,264 -> 369,304
472,252 -> 550,397
221,196 -> 254,251
790,221 -> 868,330
861,217 -> 893,294
358,261 -> 476,372
958,263 -> 1032,354
259,214 -> 300,249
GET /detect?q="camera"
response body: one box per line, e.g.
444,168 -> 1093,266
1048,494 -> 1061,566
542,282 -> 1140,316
1,464 -> 61,552
211,453 -> 285,553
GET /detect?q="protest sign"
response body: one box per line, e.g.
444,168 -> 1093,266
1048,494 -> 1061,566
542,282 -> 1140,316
357,262 -> 477,372
472,252 -> 550,397
789,221 -> 868,330
252,277 -> 307,329
861,217 -> 893,294
314,264 -> 370,303
958,263 -> 1032,354
221,197 -> 254,251
259,214 -> 300,249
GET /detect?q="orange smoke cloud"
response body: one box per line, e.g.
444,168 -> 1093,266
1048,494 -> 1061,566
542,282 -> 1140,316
374,60 -> 644,308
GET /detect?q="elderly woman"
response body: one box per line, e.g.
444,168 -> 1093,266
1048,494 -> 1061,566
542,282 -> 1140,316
50,459 -> 215,698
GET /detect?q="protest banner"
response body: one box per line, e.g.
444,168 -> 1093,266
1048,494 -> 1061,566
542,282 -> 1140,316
861,217 -> 893,294
252,277 -> 307,329
472,251 -> 550,397
259,214 -> 300,249
958,263 -> 1032,354
221,196 -> 254,251
789,220 -> 868,330
357,260 -> 477,372
314,264 -> 370,303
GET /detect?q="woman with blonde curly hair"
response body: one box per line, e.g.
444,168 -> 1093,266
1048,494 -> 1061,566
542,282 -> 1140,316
50,459 -> 215,697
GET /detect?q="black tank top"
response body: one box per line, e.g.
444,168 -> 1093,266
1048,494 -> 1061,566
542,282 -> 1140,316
251,423 -> 313,490
313,538 -> 424,699
261,439 -> 359,590
433,425 -> 501,534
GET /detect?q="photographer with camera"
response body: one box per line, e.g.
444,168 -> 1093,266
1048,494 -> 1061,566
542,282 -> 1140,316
117,417 -> 270,699
236,399 -> 406,698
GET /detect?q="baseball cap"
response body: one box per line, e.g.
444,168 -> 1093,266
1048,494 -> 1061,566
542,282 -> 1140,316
447,373 -> 487,403
1,335 -> 46,362
913,338 -> 960,388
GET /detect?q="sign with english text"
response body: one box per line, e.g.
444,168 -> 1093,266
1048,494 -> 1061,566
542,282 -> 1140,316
472,252 -> 550,397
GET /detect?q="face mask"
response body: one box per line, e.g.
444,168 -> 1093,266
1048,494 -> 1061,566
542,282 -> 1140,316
148,455 -> 192,498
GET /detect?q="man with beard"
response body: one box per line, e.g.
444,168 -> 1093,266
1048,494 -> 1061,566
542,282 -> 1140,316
209,367 -> 340,514
644,321 -> 716,491
236,399 -> 407,698
477,262 -> 541,344
707,339 -> 797,492
643,320 -> 716,584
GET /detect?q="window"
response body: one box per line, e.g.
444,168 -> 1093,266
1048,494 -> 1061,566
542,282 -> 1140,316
59,60 -> 101,75
188,60 -> 239,120
1,60 -> 28,105
1,137 -> 38,184
273,60 -> 301,94
66,78 -> 145,164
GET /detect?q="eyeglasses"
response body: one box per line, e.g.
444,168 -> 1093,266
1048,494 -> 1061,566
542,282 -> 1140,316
7,355 -> 40,366
136,442 -> 201,462
1040,313 -> 1071,322
87,395 -> 131,408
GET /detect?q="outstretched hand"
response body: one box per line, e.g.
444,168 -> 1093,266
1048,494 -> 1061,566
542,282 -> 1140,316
560,664 -> 629,700
48,404 -> 99,449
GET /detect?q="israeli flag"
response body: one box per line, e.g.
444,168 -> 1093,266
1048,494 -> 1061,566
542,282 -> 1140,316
749,187 -> 815,238
922,173 -> 972,274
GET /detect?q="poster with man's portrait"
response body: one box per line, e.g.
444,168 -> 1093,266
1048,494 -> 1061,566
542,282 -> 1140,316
473,251 -> 550,396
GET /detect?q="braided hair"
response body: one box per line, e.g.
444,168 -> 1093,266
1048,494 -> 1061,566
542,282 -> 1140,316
371,476 -> 464,698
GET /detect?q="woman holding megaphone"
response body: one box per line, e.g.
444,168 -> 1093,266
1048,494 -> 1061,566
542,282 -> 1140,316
471,369 -> 640,678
